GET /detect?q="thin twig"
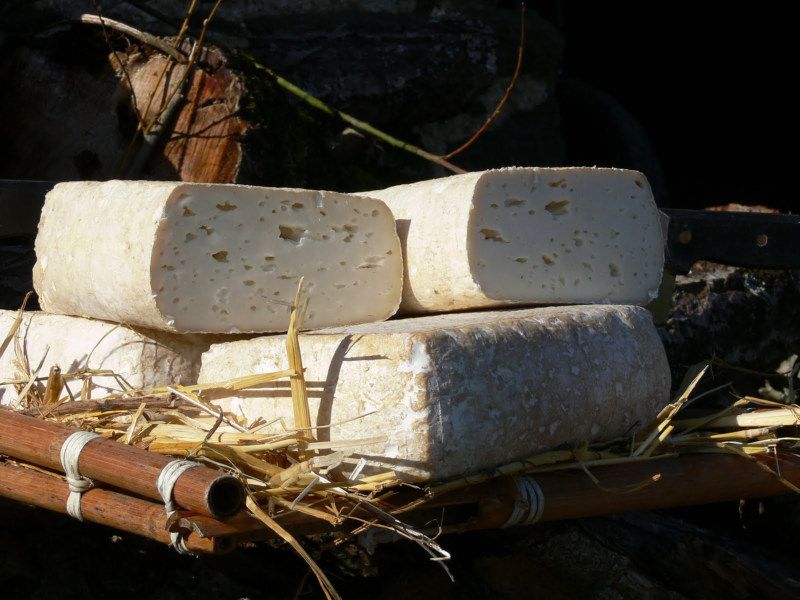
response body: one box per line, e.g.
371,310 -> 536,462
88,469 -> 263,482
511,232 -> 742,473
136,0 -> 198,134
244,55 -> 466,174
150,0 -> 224,136
117,0 -> 202,176
442,2 -> 527,159
126,89 -> 185,176
124,0 -> 223,177
80,14 -> 185,62
167,385 -> 247,433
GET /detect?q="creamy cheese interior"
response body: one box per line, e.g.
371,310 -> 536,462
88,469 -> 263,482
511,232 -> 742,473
468,168 -> 663,303
152,186 -> 402,332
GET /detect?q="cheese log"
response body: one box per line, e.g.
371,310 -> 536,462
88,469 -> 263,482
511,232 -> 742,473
33,181 -> 403,333
363,167 -> 664,313
0,311 -> 205,407
199,305 -> 670,481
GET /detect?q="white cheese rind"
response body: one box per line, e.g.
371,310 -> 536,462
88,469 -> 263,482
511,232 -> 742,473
0,311 -> 205,407
199,305 -> 671,481
33,181 -> 403,333
363,167 -> 664,313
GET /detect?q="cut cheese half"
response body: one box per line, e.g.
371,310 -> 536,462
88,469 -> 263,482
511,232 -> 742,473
363,167 -> 664,313
199,305 -> 671,482
0,311 -> 206,407
33,181 -> 403,333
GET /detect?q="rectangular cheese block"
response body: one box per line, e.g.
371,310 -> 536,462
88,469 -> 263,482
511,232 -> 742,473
33,181 -> 403,333
199,305 -> 671,481
362,167 -> 664,313
0,311 -> 207,407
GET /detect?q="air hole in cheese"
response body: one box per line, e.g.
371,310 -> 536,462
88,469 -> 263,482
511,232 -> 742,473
544,198 -> 570,215
278,225 -> 307,243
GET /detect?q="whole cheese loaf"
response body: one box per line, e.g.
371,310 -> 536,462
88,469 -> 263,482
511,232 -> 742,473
363,167 -> 664,313
33,181 -> 403,333
199,305 -> 671,481
0,311 -> 205,407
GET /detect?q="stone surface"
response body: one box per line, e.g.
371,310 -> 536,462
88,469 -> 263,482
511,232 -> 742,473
33,180 -> 403,333
364,167 -> 664,313
200,305 -> 670,481
0,311 -> 206,406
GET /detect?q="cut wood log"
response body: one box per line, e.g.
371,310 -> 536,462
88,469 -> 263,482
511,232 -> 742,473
0,407 -> 244,518
115,42 -> 247,181
0,30 -> 247,183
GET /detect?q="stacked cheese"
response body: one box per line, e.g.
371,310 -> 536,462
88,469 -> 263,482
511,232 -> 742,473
2,181 -> 403,407
6,169 -> 669,481
194,167 -> 671,481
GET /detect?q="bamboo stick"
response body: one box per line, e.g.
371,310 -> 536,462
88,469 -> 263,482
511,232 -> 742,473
430,453 -> 800,529
0,461 -> 226,554
0,407 -> 244,518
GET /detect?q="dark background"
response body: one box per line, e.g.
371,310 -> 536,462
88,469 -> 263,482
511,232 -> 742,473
547,1 -> 792,210
0,1 -> 794,211
1,4 -> 799,598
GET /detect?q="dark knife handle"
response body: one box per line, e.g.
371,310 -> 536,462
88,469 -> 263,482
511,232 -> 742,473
664,208 -> 800,274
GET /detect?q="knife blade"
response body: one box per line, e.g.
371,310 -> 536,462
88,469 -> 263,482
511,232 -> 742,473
660,208 -> 800,274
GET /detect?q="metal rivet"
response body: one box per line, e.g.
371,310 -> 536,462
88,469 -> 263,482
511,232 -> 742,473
756,234 -> 768,247
678,230 -> 692,244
